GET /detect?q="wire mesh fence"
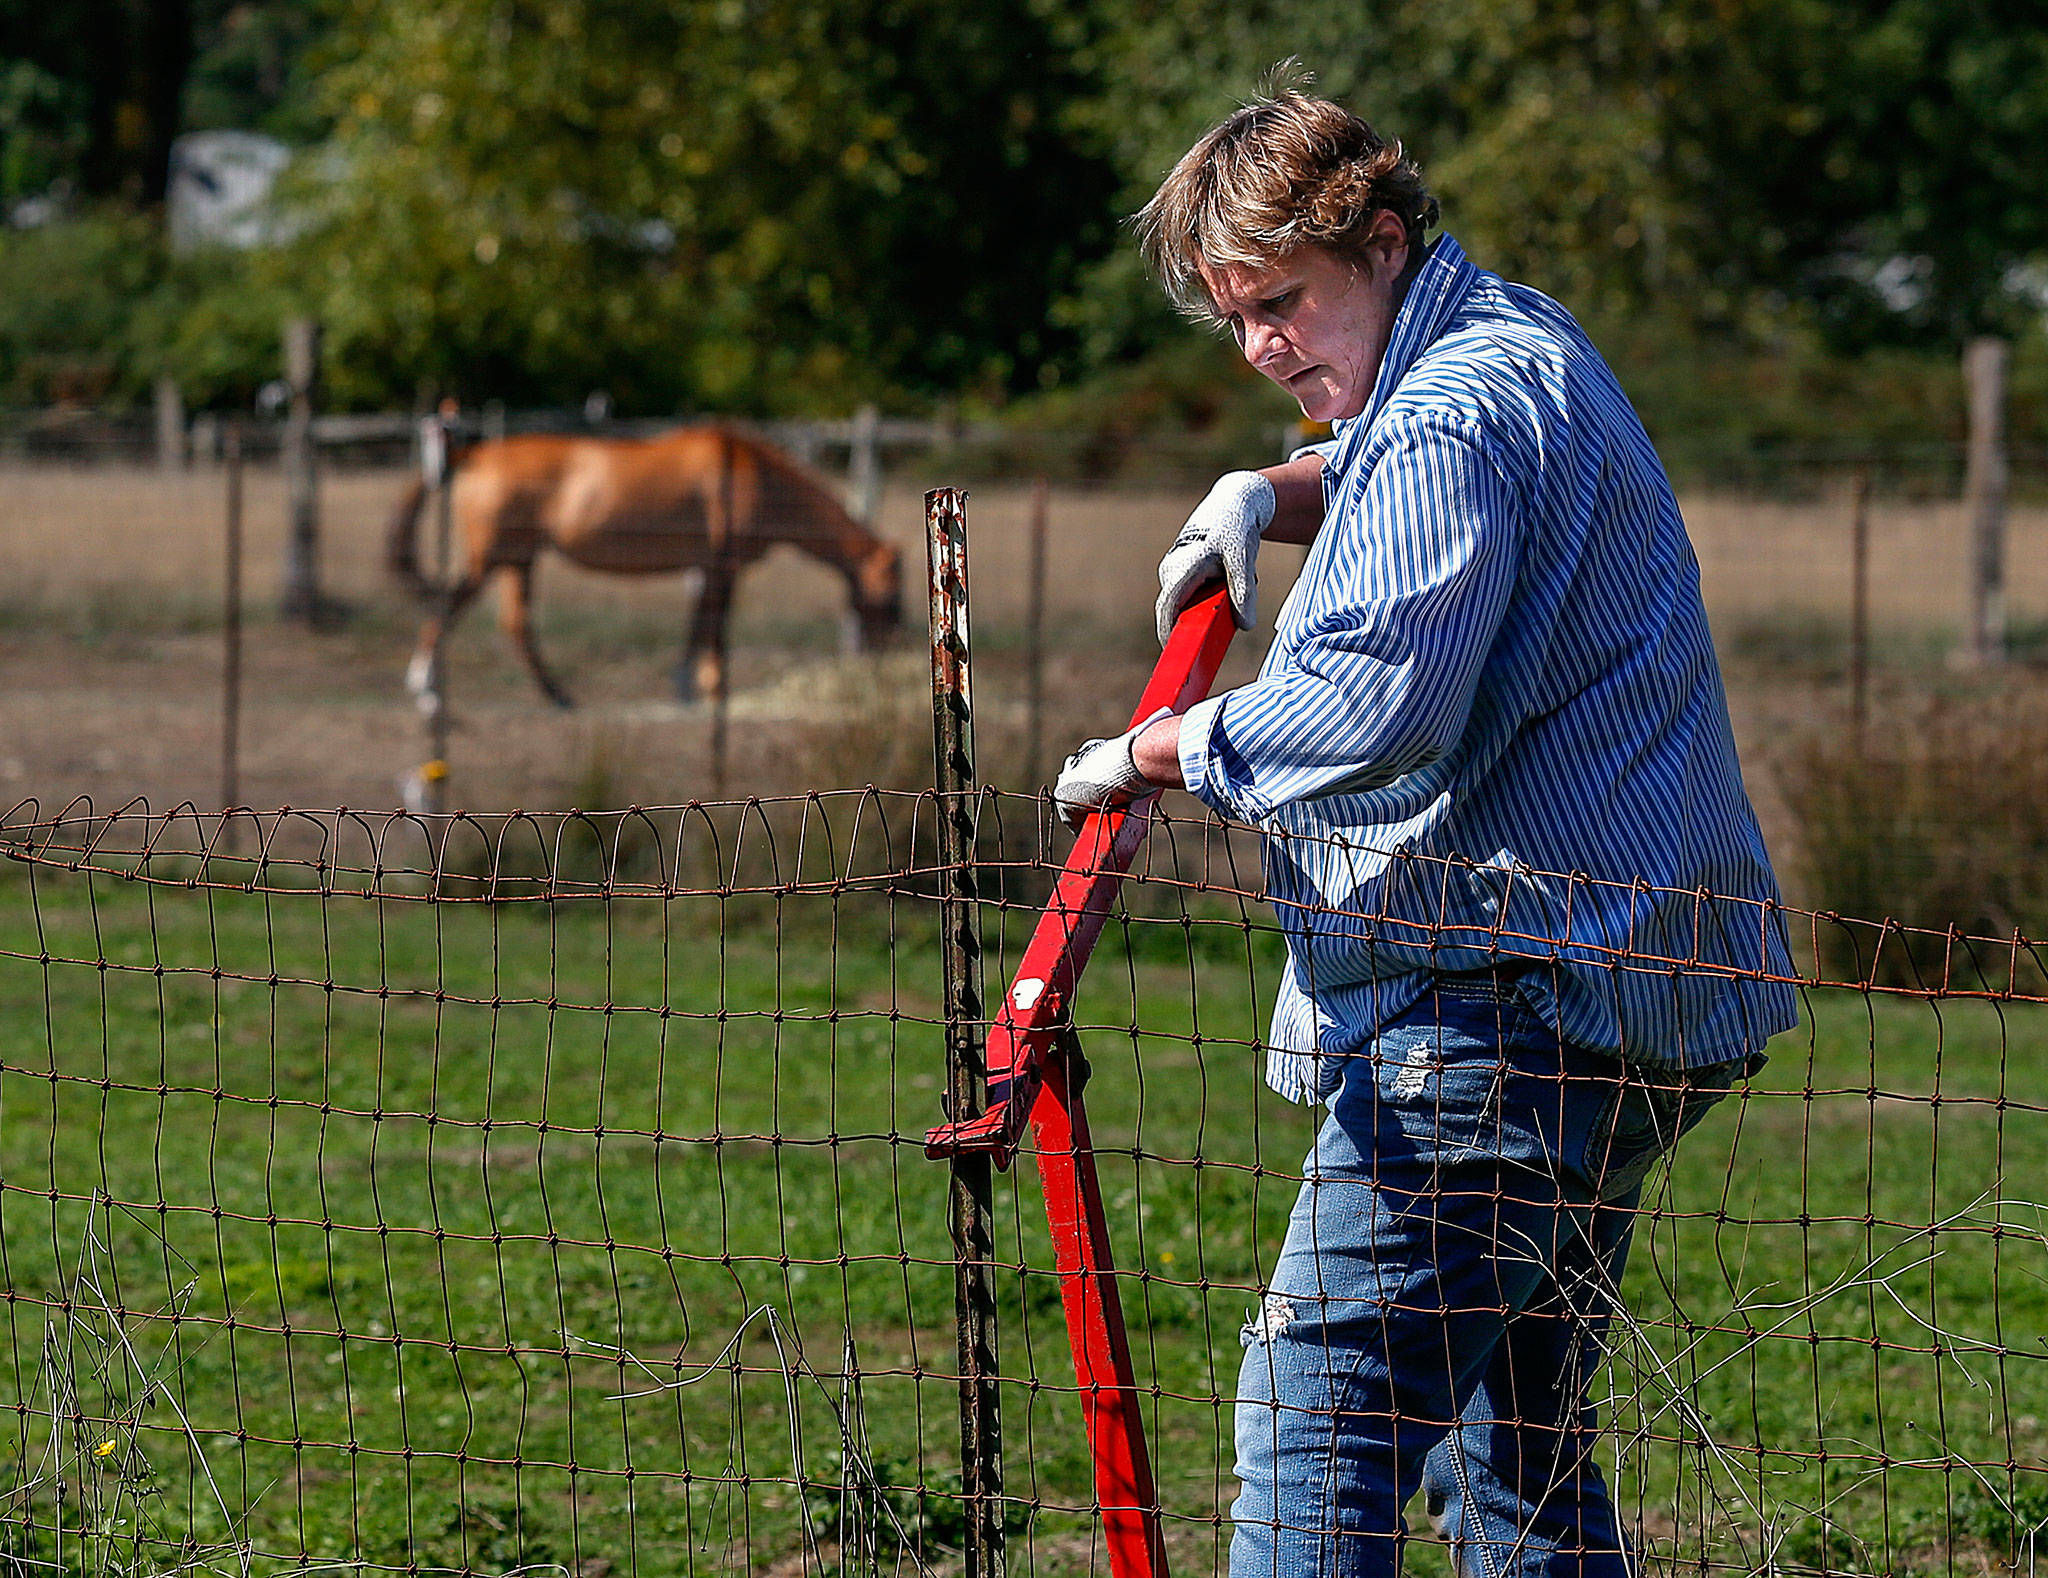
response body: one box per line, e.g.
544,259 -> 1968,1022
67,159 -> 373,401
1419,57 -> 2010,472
1,792 -> 2044,1578
9,430 -> 2048,961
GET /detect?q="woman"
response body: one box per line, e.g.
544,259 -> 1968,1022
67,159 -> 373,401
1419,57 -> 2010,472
1055,83 -> 1796,1578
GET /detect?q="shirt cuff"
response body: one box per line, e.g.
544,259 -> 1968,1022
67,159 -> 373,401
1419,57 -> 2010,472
1176,694 -> 1231,816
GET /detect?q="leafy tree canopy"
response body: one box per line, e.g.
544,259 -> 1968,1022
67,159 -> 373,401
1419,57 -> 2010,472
274,0 -> 1117,412
4,0 -> 2044,423
1081,0 -> 2048,354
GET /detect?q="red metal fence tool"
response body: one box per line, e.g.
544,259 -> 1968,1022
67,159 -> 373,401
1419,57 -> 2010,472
926,584 -> 1237,1578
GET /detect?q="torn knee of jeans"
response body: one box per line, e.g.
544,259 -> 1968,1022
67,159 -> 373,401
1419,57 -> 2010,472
1241,1291 -> 1299,1347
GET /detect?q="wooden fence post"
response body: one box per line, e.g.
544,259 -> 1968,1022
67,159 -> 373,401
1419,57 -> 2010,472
155,376 -> 185,471
1849,466 -> 1870,745
280,316 -> 326,623
415,412 -> 455,817
1964,335 -> 2009,666
848,403 -> 882,524
709,441 -> 733,797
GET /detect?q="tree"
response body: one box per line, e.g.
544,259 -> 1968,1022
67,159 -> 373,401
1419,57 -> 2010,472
1702,0 -> 2048,658
276,0 -> 1118,412
0,0 -> 194,205
1066,0 -> 2047,479
183,0 -> 329,142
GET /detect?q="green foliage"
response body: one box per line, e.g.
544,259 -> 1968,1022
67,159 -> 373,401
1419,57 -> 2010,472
131,245 -> 297,409
1076,0 -> 2048,365
1777,1 -> 2048,348
1597,320 -> 2011,490
0,211 -> 286,407
1952,1479 -> 2048,1556
0,210 -> 165,405
803,1448 -> 1030,1564
1777,1514 -> 1884,1578
2,0 -> 318,205
363,1489 -> 559,1575
0,58 -> 87,206
10,0 -> 2048,435
271,0 -> 1116,412
1069,0 -> 1734,342
1780,1513 -> 1877,1574
182,0 -> 328,141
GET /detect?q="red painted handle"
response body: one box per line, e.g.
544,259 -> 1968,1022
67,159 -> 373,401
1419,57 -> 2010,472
924,583 -> 1237,1163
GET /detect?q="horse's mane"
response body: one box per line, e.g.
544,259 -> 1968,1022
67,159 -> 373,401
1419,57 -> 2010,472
719,424 -> 891,562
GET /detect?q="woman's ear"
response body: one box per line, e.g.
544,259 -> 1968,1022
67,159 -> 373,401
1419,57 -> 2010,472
1371,208 -> 1409,277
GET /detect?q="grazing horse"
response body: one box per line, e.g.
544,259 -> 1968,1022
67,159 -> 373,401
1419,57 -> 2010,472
386,424 -> 904,709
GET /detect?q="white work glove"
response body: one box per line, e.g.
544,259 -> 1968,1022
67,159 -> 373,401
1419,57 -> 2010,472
1053,710 -> 1170,831
1154,470 -> 1275,645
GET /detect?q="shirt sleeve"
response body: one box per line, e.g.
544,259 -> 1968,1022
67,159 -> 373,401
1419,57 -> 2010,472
1179,415 -> 1522,822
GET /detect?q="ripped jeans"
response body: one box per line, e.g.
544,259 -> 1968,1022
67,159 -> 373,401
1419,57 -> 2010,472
1231,974 -> 1748,1578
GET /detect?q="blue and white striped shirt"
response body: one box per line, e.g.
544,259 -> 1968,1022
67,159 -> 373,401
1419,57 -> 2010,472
1175,235 -> 1797,1098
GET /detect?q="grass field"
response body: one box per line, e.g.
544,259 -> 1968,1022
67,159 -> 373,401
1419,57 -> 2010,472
1,824 -> 2045,1578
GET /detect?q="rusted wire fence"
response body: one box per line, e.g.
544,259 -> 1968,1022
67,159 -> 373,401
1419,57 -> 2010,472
1,794 -> 2044,1578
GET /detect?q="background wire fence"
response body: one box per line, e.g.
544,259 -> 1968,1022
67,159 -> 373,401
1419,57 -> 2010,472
1,792 -> 2043,1578
6,446 -> 2048,942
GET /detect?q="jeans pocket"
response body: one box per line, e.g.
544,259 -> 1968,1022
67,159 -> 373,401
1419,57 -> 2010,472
1580,1061 -> 1739,1203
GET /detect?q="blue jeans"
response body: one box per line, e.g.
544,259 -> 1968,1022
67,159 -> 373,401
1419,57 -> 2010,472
1231,974 -> 1746,1578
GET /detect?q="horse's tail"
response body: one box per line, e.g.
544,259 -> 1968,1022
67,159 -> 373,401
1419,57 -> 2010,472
385,441 -> 473,600
385,476 -> 435,599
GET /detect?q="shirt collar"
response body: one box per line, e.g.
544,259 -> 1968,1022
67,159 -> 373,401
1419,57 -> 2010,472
1330,234 -> 1479,449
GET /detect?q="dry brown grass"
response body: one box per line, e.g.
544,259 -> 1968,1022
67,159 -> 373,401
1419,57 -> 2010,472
1773,685 -> 2048,982
8,461 -> 2046,634
1686,489 -> 2048,639
0,463 -> 1287,817
0,464 -> 1314,629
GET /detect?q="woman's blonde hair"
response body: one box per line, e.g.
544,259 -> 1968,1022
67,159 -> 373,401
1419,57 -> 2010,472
1136,77 -> 1438,322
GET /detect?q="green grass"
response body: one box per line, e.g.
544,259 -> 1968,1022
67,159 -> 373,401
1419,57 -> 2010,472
1615,990 -> 2048,1573
0,864 -> 2045,1577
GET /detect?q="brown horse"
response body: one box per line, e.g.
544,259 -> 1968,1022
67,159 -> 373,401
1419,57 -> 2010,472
386,424 -> 904,709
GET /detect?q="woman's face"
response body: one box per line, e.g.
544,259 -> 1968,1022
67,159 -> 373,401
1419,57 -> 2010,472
1199,223 -> 1409,423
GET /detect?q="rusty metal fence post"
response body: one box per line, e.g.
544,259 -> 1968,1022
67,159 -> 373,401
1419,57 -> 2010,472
925,487 -> 1003,1578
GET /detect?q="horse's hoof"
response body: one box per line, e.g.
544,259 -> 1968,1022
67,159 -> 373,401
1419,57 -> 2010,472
405,651 -> 435,698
